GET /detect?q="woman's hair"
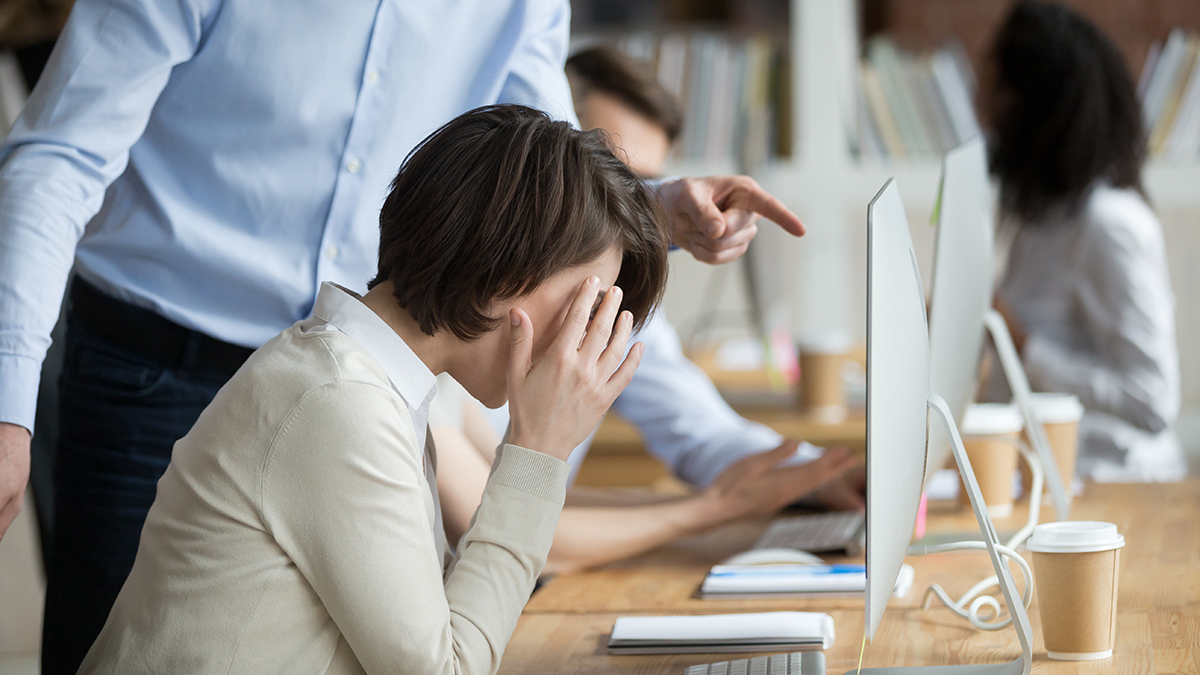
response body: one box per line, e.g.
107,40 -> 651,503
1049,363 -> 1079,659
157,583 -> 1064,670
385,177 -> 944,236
370,104 -> 669,341
987,0 -> 1145,223
566,46 -> 683,144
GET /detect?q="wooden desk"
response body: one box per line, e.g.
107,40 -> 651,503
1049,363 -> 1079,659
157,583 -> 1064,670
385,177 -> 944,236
504,481 -> 1200,673
527,482 -> 1200,614
499,606 -> 1200,674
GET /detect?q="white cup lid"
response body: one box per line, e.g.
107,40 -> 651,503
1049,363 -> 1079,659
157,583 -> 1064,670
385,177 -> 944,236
1029,393 -> 1085,424
797,332 -> 854,355
1025,521 -> 1125,553
961,403 -> 1024,436
796,331 -> 854,355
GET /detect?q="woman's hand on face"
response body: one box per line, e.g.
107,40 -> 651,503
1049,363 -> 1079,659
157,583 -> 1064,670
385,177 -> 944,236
507,277 -> 644,461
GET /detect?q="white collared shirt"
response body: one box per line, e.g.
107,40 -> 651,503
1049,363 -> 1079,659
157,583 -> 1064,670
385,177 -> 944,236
984,185 -> 1185,482
304,282 -> 448,556
305,282 -> 438,451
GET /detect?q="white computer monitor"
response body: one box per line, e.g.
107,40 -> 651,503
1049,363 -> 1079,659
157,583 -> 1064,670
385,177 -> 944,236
863,179 -> 930,641
924,138 -> 1071,520
858,179 -> 1034,674
925,138 -> 992,489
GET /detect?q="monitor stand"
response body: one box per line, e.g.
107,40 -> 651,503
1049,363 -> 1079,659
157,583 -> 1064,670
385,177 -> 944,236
984,309 -> 1071,522
849,393 -> 1034,675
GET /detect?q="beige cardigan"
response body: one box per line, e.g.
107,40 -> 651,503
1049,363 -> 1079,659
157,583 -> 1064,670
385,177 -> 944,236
79,320 -> 570,674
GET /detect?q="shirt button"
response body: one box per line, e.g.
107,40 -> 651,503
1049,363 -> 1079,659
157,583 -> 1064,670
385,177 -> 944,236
325,246 -> 339,260
346,158 -> 361,174
367,70 -> 381,85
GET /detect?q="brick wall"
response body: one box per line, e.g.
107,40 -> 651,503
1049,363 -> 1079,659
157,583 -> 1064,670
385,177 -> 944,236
864,0 -> 1200,79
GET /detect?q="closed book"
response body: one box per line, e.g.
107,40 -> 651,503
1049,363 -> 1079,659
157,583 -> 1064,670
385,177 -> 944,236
1142,29 -> 1188,133
738,36 -> 770,169
608,612 -> 835,655
1150,35 -> 1199,155
686,33 -> 717,160
1165,38 -> 1200,161
915,56 -> 957,153
1138,40 -> 1163,101
860,62 -> 905,158
657,33 -> 689,102
869,38 -> 933,158
857,83 -> 887,160
700,563 -> 915,599
902,54 -> 950,154
930,48 -> 981,144
706,37 -> 736,162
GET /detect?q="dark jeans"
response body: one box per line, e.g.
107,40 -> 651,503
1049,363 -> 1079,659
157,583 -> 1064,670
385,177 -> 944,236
41,317 -> 233,675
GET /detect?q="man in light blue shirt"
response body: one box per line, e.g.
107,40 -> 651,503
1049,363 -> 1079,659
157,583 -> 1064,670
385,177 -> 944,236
0,1 -> 817,672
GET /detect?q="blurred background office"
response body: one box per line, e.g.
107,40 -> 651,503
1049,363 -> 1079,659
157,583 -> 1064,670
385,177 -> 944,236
3,0 -> 1200,670
561,0 -> 1200,477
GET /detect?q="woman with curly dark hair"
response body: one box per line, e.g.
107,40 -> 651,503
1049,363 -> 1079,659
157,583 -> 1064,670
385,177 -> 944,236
982,0 -> 1185,482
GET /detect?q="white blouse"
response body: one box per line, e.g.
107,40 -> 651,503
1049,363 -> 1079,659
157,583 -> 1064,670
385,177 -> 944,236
984,184 -> 1185,482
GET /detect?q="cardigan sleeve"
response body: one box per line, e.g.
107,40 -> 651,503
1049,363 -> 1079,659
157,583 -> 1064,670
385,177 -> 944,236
259,380 -> 568,675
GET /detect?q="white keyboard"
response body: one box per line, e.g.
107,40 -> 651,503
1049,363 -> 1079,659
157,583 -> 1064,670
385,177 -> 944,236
755,511 -> 865,553
684,651 -> 824,675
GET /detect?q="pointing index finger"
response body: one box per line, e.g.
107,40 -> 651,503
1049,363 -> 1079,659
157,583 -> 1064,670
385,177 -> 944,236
721,182 -> 805,237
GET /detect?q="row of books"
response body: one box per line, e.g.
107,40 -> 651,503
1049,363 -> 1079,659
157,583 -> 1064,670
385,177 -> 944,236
1139,29 -> 1200,162
615,31 -> 788,168
0,51 -> 27,135
856,37 -> 982,161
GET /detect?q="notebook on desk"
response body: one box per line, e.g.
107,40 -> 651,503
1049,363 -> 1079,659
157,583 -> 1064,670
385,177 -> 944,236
607,611 -> 835,655
699,563 -> 914,599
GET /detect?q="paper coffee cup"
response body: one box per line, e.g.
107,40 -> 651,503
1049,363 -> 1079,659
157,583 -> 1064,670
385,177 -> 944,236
1027,521 -> 1124,660
1019,393 -> 1084,496
958,403 -> 1023,518
797,333 -> 852,423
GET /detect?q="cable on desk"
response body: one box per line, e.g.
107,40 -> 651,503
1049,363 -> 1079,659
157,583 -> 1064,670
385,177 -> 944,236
909,438 -> 1042,631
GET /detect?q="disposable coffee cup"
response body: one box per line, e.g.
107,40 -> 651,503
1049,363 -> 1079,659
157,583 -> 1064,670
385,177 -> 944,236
1019,393 -> 1085,497
1026,521 -> 1124,660
958,403 -> 1023,518
797,333 -> 853,423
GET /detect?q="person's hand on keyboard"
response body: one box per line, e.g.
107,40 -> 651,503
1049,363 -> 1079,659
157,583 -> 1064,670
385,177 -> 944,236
803,460 -> 866,512
697,443 -> 858,526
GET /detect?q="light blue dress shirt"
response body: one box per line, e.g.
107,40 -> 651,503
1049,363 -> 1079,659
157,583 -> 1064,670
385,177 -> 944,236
0,0 -> 803,486
0,0 -> 575,431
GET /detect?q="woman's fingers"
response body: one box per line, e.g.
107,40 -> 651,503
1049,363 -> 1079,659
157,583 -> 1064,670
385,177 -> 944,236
597,310 -> 634,377
774,448 -> 859,493
580,286 -> 622,360
506,308 -> 533,383
552,276 -> 600,355
605,341 -> 645,399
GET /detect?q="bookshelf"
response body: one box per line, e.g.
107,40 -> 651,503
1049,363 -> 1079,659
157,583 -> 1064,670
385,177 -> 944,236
662,0 -> 1200,305
580,0 -> 1200,452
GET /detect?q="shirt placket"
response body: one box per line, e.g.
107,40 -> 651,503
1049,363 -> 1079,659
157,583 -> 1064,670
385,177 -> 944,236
314,0 -> 396,290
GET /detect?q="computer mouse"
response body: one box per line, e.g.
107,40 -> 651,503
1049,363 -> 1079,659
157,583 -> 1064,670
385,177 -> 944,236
720,548 -> 824,566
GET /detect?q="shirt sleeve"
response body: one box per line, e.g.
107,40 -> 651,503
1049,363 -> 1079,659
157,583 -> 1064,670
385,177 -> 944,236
259,381 -> 569,675
1020,216 -> 1180,435
611,312 -> 794,487
0,0 -> 214,431
497,0 -> 578,127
